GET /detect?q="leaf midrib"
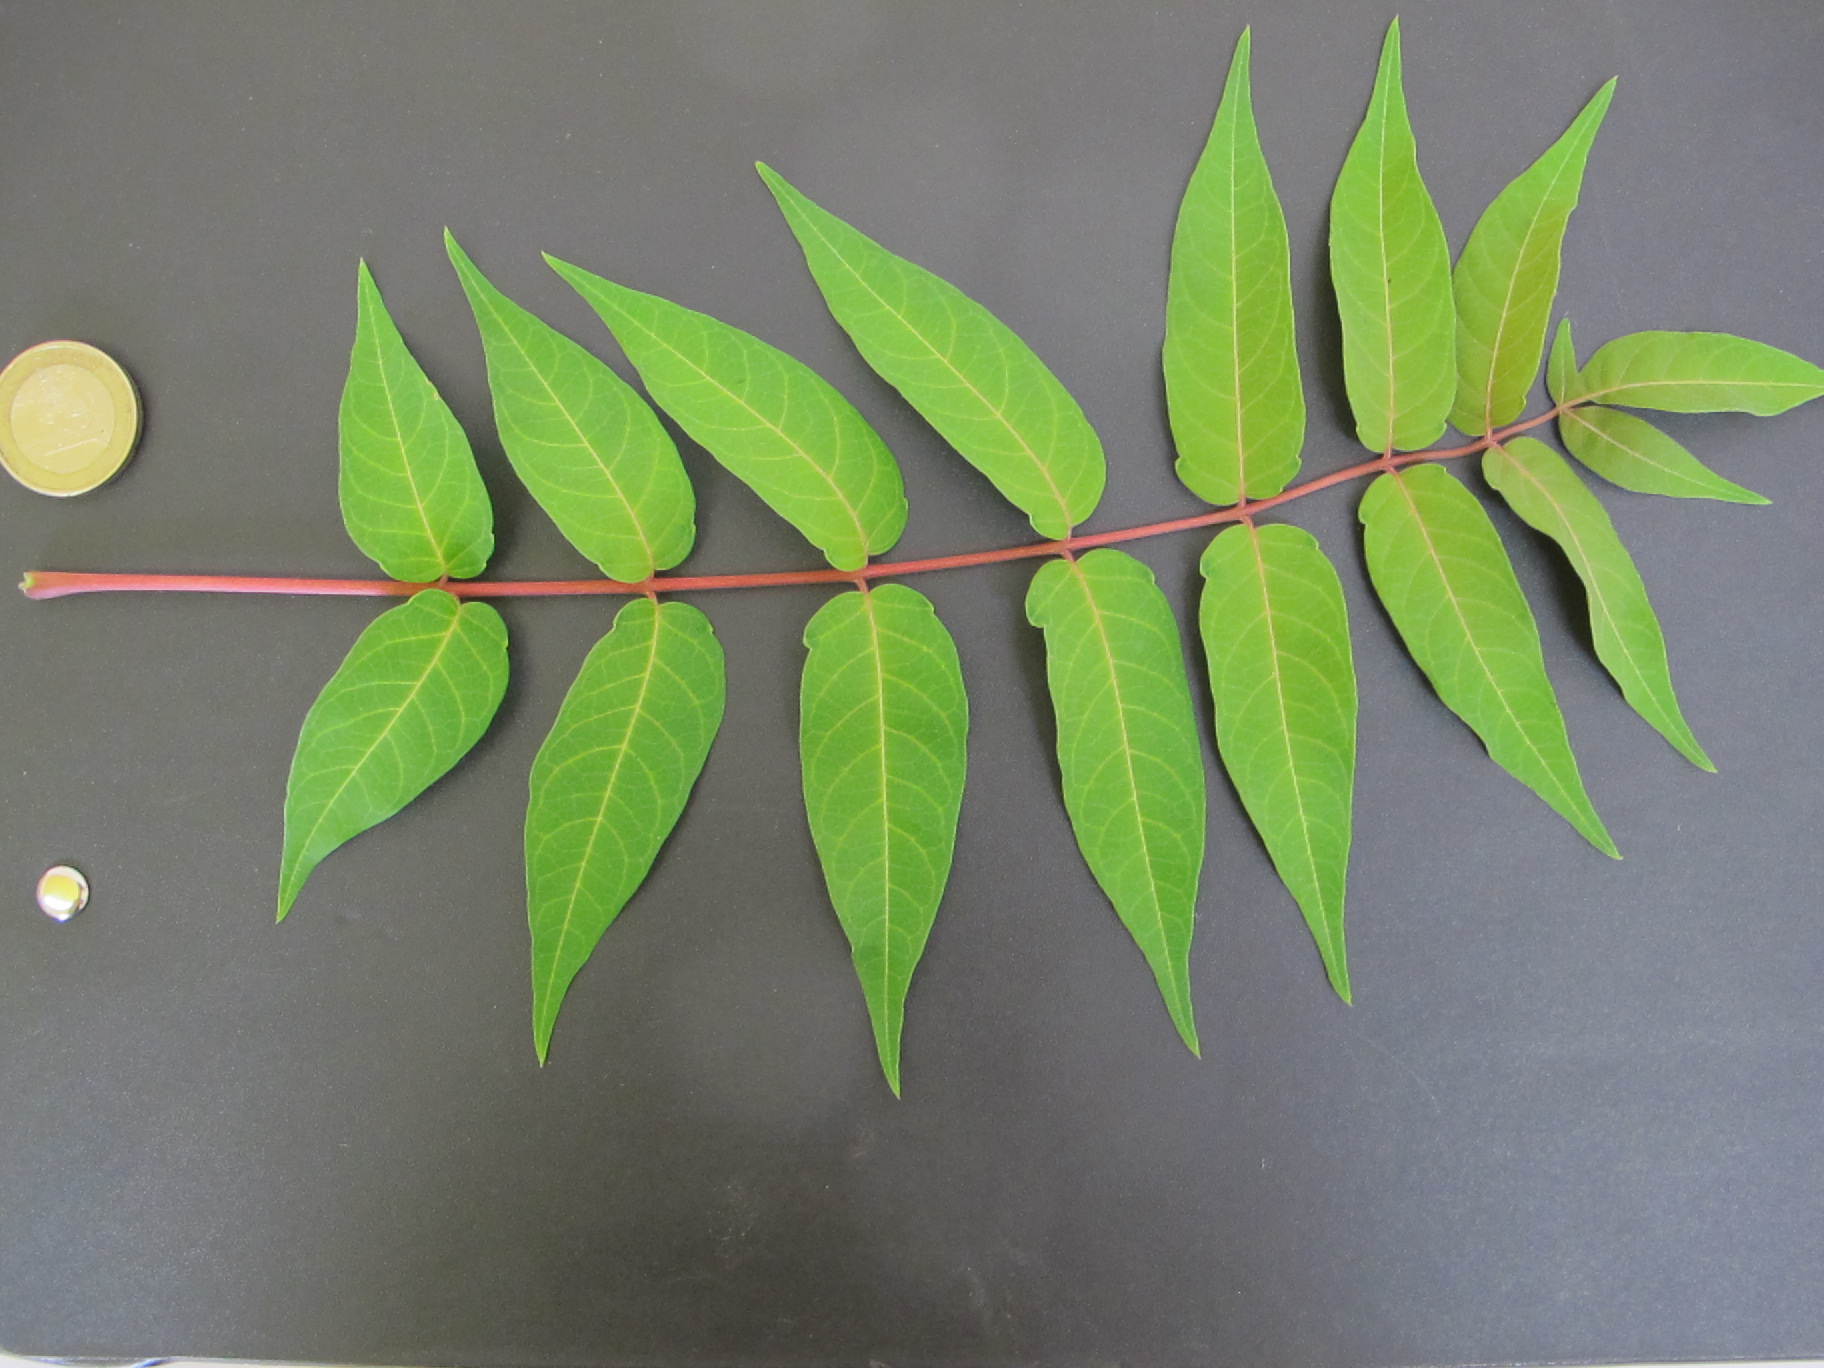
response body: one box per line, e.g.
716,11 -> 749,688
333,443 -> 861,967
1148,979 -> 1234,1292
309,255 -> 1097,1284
1222,93 -> 1249,492
1577,375 -> 1818,404
364,304 -> 449,577
861,590 -> 895,1064
1370,60 -> 1398,455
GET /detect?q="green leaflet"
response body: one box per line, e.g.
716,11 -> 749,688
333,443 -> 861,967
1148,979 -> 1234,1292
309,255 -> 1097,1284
1451,81 -> 1614,433
1546,317 -> 1577,405
1568,330 -> 1824,415
339,262 -> 494,582
1359,464 -> 1616,856
1561,404 -> 1768,504
1199,524 -> 1356,1000
1329,19 -> 1455,453
549,257 -> 907,572
1549,321 -> 1766,502
758,163 -> 1105,540
1027,550 -> 1206,1053
525,598 -> 725,1063
446,232 -> 695,582
1484,438 -> 1712,769
1164,28 -> 1304,505
800,585 -> 967,1096
279,590 -> 508,919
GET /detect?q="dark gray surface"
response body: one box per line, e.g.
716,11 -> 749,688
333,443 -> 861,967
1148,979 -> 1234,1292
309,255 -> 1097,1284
0,3 -> 1820,1365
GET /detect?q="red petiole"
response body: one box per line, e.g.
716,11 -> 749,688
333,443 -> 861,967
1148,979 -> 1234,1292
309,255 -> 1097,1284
19,407 -> 1566,603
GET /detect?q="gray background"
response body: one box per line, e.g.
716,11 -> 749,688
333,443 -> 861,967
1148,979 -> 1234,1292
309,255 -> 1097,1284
0,3 -> 1820,1365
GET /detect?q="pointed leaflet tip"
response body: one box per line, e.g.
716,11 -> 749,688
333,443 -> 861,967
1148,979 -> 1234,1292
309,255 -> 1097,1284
754,161 -> 788,196
442,225 -> 472,272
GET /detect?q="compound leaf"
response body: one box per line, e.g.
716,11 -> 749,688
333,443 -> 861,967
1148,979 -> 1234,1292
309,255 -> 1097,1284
1484,437 -> 1711,769
525,598 -> 725,1063
550,257 -> 907,572
1359,464 -> 1616,856
339,261 -> 494,582
279,589 -> 508,919
1330,18 -> 1455,453
446,231 -> 695,582
1451,81 -> 1615,433
801,585 -> 967,1096
1560,402 -> 1768,504
1567,330 -> 1824,415
1027,550 -> 1206,1054
1200,523 -> 1356,1000
758,162 -> 1105,540
1164,27 -> 1305,505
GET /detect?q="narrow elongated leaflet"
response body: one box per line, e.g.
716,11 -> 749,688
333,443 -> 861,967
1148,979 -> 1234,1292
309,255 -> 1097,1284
550,257 -> 907,572
339,262 -> 494,582
1329,19 -> 1455,452
1561,403 -> 1768,504
1164,28 -> 1304,505
800,585 -> 967,1095
1568,330 -> 1824,415
1360,465 -> 1616,855
279,590 -> 508,919
1200,524 -> 1356,1000
1484,438 -> 1712,769
446,232 -> 695,582
758,163 -> 1105,540
1547,317 -> 1577,406
1027,550 -> 1206,1053
525,599 -> 725,1063
1451,81 -> 1615,433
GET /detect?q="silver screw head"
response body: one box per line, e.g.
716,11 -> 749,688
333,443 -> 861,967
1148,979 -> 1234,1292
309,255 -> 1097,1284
36,865 -> 89,921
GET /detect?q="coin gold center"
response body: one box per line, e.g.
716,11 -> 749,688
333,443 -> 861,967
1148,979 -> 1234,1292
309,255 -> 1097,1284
10,363 -> 116,474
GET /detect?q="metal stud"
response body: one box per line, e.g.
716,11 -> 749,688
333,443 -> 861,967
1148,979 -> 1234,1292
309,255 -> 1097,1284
36,865 -> 89,921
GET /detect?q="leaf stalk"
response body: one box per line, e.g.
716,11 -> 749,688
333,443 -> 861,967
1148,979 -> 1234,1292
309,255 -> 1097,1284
20,408 -> 1567,603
